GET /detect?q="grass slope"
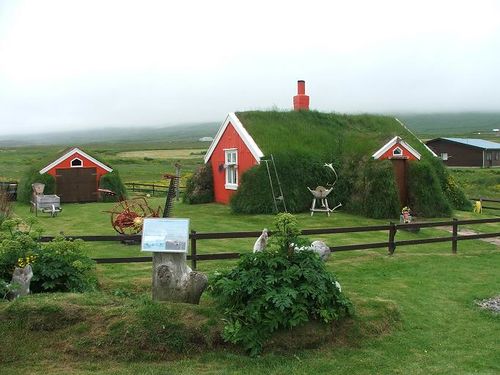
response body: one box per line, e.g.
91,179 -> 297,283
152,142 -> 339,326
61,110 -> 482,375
237,110 -> 433,160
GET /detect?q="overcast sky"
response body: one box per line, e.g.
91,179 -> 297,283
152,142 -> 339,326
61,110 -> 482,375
1,0 -> 499,135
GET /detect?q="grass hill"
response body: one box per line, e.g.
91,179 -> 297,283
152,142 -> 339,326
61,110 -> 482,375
395,112 -> 500,137
228,111 -> 470,217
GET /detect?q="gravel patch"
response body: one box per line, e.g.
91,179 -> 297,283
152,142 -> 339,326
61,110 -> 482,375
476,296 -> 500,313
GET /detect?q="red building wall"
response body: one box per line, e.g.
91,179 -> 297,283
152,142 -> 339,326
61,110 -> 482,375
379,143 -> 419,161
209,122 -> 259,204
45,152 -> 110,182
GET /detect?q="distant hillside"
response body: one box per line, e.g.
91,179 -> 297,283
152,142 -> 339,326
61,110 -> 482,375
0,122 -> 220,147
396,112 -> 500,137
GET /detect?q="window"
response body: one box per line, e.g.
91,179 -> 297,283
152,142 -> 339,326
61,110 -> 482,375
71,158 -> 83,167
224,149 -> 238,189
495,152 -> 499,161
486,152 -> 492,161
440,153 -> 448,161
392,147 -> 402,156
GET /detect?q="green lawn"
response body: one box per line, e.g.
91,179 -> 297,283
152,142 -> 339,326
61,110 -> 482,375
1,199 -> 499,374
1,141 -> 499,374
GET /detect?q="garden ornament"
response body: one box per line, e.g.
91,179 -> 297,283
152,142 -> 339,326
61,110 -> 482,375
307,163 -> 342,216
473,200 -> 482,214
9,265 -> 33,299
253,228 -> 268,253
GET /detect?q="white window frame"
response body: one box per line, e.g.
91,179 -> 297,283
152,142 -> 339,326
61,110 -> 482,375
70,157 -> 83,167
392,147 -> 403,156
224,149 -> 238,190
440,153 -> 448,161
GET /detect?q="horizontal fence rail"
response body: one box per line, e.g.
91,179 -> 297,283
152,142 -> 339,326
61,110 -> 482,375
38,217 -> 500,269
125,182 -> 185,197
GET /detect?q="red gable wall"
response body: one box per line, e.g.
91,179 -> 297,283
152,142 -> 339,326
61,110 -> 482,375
379,143 -> 419,161
45,151 -> 110,182
208,122 -> 259,204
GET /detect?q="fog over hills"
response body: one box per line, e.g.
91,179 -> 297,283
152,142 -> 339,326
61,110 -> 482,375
0,122 -> 220,146
1,112 -> 500,147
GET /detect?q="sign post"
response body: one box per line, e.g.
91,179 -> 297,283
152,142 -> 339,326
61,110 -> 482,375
142,218 -> 207,303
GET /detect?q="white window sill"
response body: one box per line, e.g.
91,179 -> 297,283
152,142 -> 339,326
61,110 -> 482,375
225,183 -> 238,190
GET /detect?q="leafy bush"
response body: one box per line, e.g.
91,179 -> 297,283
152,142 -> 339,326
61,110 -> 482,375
427,158 -> 472,211
231,152 -> 338,214
0,218 -> 40,281
210,213 -> 353,355
340,158 -> 400,219
99,170 -> 127,202
408,161 -> 452,217
31,237 -> 97,293
184,164 -> 214,204
0,218 -> 97,293
17,167 -> 55,204
231,154 -> 399,218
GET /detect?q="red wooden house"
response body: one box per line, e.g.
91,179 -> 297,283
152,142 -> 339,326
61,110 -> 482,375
204,113 -> 264,204
204,80 -> 311,204
39,147 -> 112,203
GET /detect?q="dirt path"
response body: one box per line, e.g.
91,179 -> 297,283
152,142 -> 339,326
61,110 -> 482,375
439,226 -> 500,246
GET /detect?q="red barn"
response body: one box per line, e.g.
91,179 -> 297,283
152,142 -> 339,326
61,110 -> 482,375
39,147 -> 112,203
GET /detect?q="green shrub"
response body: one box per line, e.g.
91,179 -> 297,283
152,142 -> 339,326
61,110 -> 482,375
17,167 -> 55,204
99,170 -> 127,202
184,164 -> 214,204
427,158 -> 472,211
210,214 -> 353,355
232,154 -> 399,218
408,161 -> 452,217
340,158 -> 400,219
0,218 -> 97,293
231,152 -> 337,214
0,218 -> 40,281
31,237 -> 97,293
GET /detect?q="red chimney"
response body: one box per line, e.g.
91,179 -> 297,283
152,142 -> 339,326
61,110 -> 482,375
293,80 -> 309,111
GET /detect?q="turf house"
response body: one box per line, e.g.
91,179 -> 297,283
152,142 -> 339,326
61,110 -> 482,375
195,81 -> 471,218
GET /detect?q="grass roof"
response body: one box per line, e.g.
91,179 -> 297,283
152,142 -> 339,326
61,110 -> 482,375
235,110 -> 434,161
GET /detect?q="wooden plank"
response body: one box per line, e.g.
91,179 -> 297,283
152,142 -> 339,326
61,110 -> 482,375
94,252 -> 240,264
331,242 -> 388,251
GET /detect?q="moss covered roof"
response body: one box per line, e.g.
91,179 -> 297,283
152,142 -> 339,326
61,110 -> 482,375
235,110 -> 434,161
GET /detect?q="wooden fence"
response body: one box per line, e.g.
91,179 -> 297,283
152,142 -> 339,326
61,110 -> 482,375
125,182 -> 185,197
38,217 -> 500,270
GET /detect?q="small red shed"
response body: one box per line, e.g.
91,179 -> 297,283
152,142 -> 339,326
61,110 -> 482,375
39,147 -> 112,203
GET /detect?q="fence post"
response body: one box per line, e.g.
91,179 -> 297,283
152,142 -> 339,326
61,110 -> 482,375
388,222 -> 397,255
452,218 -> 458,254
152,184 -> 155,197
191,230 -> 197,270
